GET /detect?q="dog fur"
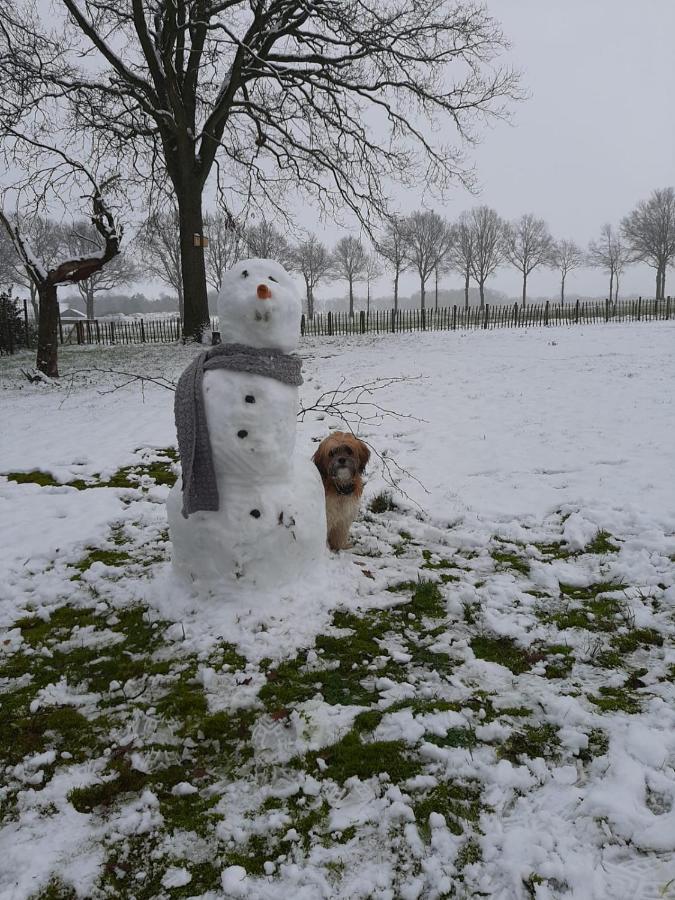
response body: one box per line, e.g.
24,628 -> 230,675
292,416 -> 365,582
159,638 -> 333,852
312,432 -> 370,550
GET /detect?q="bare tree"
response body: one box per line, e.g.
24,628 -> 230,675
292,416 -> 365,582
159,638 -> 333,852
1,1 -> 519,341
63,220 -> 137,319
0,183 -> 121,377
588,224 -> 632,302
448,212 -> 475,310
244,221 -> 290,264
333,236 -> 367,318
404,210 -> 453,313
622,187 -> 675,299
503,214 -> 554,306
287,235 -> 332,319
138,209 -> 184,321
364,253 -> 383,314
551,239 -> 584,303
468,206 -> 505,309
204,213 -> 243,295
375,218 -> 410,314
4,217 -> 65,319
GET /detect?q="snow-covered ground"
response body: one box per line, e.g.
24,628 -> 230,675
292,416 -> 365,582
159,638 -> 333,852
1,322 -> 674,899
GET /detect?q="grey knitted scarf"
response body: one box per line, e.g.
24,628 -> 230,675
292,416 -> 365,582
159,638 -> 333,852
174,343 -> 303,517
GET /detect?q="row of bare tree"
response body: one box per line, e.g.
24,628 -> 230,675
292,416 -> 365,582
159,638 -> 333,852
3,186 -> 674,327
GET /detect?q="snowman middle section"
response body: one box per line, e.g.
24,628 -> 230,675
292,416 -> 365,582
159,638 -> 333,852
167,367 -> 327,592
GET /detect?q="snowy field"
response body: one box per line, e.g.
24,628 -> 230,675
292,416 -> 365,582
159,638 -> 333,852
1,322 -> 674,900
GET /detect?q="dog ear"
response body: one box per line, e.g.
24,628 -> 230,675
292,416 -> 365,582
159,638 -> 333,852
312,442 -> 329,476
356,439 -> 370,473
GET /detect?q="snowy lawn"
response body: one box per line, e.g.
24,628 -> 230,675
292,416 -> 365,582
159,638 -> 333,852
1,323 -> 674,900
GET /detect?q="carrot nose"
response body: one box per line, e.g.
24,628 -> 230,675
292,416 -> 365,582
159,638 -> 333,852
257,283 -> 272,300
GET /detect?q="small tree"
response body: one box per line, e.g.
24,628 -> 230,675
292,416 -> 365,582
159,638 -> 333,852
139,209 -> 184,321
64,220 -> 137,319
403,210 -> 453,313
588,224 -> 631,303
363,253 -> 383,314
622,187 -> 675,299
204,213 -> 243,295
503,214 -> 554,306
245,222 -> 290,264
468,206 -> 504,308
551,239 -> 584,303
375,218 -> 410,313
287,235 -> 332,319
332,236 -> 367,318
448,212 -> 475,310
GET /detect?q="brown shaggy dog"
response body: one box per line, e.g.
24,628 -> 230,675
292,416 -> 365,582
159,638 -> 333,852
312,432 -> 370,550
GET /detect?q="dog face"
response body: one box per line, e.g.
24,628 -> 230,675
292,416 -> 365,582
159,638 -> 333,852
313,432 -> 370,494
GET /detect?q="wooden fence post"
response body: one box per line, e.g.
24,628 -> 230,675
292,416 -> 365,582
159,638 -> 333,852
483,304 -> 489,329
666,296 -> 671,320
575,299 -> 580,324
452,305 -> 457,330
110,321 -> 116,344
605,298 -> 609,322
514,302 -> 519,326
327,311 -> 333,336
544,300 -> 549,326
637,296 -> 642,321
140,319 -> 146,343
76,320 -> 84,344
391,309 -> 396,333
300,314 -> 305,336
421,308 -> 426,331
359,310 -> 365,334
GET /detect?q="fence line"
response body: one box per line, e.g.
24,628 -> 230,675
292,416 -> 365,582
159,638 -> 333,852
1,297 -> 673,354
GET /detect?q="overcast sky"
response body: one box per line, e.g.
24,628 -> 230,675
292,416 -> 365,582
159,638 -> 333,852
314,0 -> 675,303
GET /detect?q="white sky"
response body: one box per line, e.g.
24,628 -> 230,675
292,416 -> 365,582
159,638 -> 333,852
313,0 -> 675,303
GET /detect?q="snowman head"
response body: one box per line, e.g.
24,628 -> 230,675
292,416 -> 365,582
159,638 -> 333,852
217,258 -> 301,353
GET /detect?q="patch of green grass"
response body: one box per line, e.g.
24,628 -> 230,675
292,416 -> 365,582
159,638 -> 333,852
71,548 -> 133,574
413,780 -> 482,839
29,880 -> 78,900
584,530 -> 619,554
532,541 -> 577,560
5,470 -> 61,487
425,727 -> 477,750
497,724 -> 560,764
408,578 -> 446,619
368,491 -> 398,514
544,582 -> 630,633
306,731 -> 422,783
456,837 -> 482,871
541,644 -> 574,679
491,548 -> 530,577
588,685 -> 641,714
421,549 -> 460,571
471,635 -> 535,675
578,728 -> 610,762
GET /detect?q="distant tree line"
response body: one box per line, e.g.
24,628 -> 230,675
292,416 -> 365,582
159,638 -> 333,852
2,185 -> 675,322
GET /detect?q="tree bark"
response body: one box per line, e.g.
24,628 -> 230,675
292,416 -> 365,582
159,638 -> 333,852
479,281 -> 485,309
348,277 -> 354,317
560,273 -> 566,303
393,269 -> 399,314
420,276 -> 426,312
85,282 -> 95,319
176,185 -> 210,340
661,265 -> 667,300
609,270 -> 614,304
464,270 -> 470,310
36,282 -> 59,377
522,272 -> 527,307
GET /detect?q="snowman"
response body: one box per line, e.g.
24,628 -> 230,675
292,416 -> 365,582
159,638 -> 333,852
166,258 -> 327,592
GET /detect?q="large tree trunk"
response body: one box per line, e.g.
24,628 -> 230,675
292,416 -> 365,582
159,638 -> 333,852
560,273 -> 566,303
608,270 -> 614,304
464,269 -> 470,310
393,269 -> 399,314
176,185 -> 209,341
479,281 -> 485,309
522,272 -> 527,306
420,276 -> 425,312
661,265 -> 667,300
656,266 -> 662,300
85,282 -> 95,319
36,282 -> 59,377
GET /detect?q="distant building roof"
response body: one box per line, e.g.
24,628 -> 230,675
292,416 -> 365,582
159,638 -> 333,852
59,305 -> 87,319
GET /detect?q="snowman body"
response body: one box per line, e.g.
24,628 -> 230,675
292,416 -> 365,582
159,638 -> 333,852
166,259 -> 327,591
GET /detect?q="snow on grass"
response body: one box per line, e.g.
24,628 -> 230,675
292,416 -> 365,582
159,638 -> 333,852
1,323 -> 674,899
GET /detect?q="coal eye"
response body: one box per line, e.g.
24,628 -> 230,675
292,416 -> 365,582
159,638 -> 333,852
242,269 -> 249,278
269,276 -> 278,283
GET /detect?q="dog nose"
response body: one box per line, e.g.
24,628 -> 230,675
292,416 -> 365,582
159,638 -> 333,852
257,283 -> 272,300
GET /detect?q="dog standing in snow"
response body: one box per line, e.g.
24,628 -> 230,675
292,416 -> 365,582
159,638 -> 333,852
312,432 -> 370,550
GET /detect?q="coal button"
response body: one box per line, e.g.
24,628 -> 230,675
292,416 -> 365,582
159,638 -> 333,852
237,429 -> 248,438
250,509 -> 261,518
245,395 -> 255,403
